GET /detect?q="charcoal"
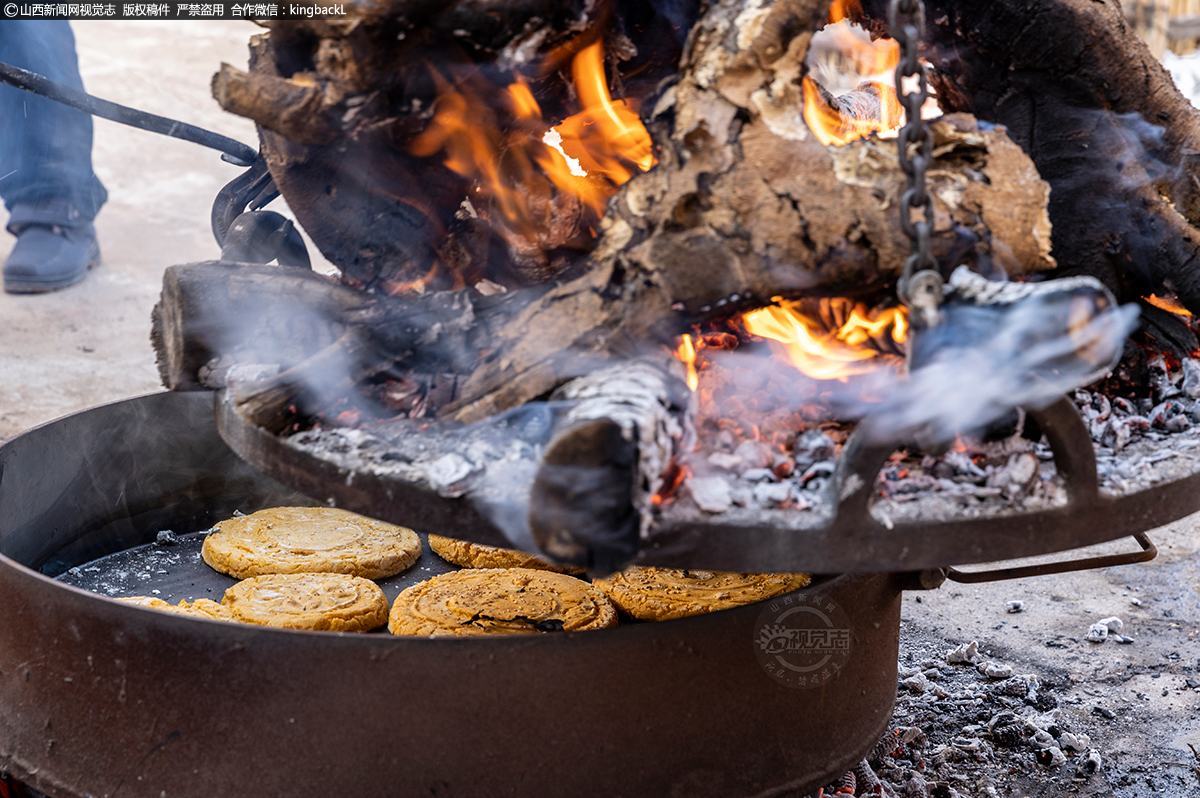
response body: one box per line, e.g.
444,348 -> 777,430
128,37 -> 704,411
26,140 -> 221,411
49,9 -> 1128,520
1059,731 -> 1090,752
706,452 -> 742,471
1035,747 -> 1065,767
752,481 -> 793,506
792,429 -> 836,469
946,641 -> 981,665
1100,418 -> 1132,453
1077,749 -> 1102,776
985,452 -> 1039,499
977,661 -> 1013,679
1112,396 -> 1136,415
904,771 -> 930,798
1183,358 -> 1200,399
733,439 -> 774,472
1029,729 -> 1056,749
800,461 -> 836,485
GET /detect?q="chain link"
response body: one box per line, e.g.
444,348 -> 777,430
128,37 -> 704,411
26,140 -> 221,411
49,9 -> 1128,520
888,0 -> 942,326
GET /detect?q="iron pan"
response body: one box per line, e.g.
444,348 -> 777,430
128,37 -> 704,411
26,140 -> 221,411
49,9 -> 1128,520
216,389 -> 1195,573
0,393 -> 903,798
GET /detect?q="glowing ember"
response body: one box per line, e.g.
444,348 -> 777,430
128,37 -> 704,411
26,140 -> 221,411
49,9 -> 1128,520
675,334 -> 699,391
1144,293 -> 1193,318
742,298 -> 908,381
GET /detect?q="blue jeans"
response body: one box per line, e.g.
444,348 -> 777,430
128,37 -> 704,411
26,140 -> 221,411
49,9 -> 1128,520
0,21 -> 106,229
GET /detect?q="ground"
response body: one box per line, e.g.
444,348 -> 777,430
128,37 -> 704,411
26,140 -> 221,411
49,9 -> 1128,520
0,22 -> 1198,798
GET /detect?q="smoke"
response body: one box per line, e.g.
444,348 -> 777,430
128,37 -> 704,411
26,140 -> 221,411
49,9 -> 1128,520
710,268 -> 1139,448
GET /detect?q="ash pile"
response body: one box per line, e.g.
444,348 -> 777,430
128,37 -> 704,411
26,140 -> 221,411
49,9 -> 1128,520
809,640 -> 1107,798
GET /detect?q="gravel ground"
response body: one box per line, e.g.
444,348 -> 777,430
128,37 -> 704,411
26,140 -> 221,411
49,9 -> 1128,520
0,23 -> 1198,798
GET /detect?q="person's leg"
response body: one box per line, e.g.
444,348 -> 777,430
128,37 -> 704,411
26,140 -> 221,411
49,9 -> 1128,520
0,21 -> 107,293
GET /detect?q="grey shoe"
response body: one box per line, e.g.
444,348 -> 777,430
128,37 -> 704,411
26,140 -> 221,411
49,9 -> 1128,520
3,222 -> 100,294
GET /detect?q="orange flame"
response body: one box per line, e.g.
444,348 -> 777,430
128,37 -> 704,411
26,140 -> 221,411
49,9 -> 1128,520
410,37 -> 656,241
742,298 -> 908,381
802,76 -> 903,146
802,1 -> 908,145
554,40 -> 656,185
675,334 -> 699,391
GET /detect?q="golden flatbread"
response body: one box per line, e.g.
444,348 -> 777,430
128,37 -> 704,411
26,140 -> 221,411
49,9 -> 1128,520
221,572 -> 388,632
592,567 -> 811,621
389,568 -> 617,636
201,506 -> 421,580
428,534 -> 584,574
116,596 -> 235,621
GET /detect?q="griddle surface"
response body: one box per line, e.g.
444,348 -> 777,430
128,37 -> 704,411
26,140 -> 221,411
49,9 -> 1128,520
56,530 -> 461,606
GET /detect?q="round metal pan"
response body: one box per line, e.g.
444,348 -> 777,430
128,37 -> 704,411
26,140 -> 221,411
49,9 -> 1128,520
216,388 -> 1198,573
0,393 -> 903,798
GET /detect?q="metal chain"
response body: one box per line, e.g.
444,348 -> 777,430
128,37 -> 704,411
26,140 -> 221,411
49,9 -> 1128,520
888,0 -> 943,329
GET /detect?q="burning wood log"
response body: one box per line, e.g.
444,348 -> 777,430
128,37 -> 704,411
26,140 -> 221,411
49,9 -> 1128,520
529,356 -> 692,571
154,0 -> 1092,567
854,0 -> 1200,319
213,0 -> 1054,300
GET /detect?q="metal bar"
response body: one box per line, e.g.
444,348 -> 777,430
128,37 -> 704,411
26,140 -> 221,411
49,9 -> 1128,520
0,59 -> 258,166
944,532 -> 1157,583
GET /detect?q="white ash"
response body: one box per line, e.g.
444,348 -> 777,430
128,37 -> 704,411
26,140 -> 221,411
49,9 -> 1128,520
978,661 -> 1014,679
1098,616 -> 1124,632
814,637 -> 1111,798
1085,623 -> 1110,643
1074,382 -> 1200,495
947,641 -> 981,665
1006,600 -> 1025,614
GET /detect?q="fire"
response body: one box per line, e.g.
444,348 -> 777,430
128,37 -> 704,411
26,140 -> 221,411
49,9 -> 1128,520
554,40 -> 656,187
410,37 -> 656,241
742,298 -> 908,381
826,0 -> 901,75
801,0 -> 936,146
802,76 -> 903,147
1144,293 -> 1194,318
675,334 -> 699,391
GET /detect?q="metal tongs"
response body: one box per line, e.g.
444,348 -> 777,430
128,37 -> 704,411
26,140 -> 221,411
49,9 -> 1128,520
0,58 -> 309,267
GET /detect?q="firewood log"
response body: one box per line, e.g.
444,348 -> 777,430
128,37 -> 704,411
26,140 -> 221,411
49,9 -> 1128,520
855,0 -> 1200,315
